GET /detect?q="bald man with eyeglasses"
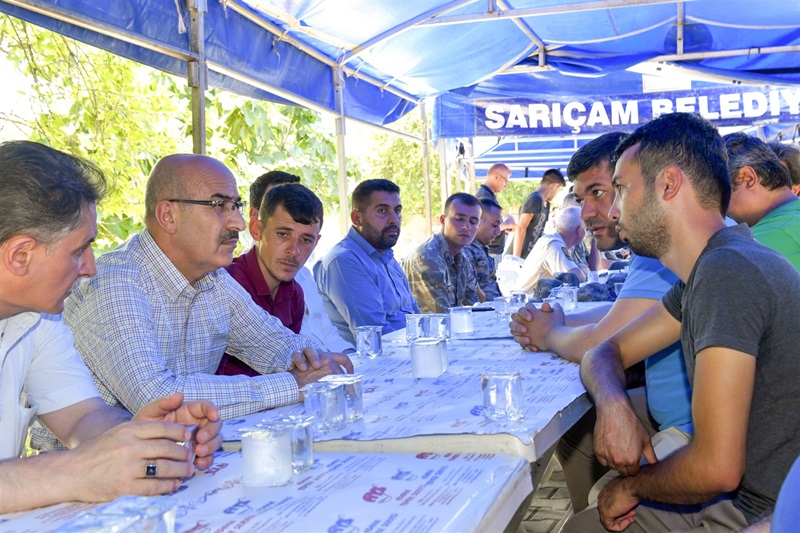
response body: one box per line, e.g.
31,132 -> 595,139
33,154 -> 352,452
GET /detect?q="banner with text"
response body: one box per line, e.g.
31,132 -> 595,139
475,86 -> 800,136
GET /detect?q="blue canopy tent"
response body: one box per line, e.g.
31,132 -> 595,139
1,0 -> 799,230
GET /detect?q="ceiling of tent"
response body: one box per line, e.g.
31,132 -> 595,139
2,0 -> 799,130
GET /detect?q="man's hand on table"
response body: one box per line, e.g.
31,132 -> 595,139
289,348 -> 355,397
597,476 -> 640,532
594,397 -> 656,476
70,412 -> 201,502
509,302 -> 565,352
133,392 -> 223,469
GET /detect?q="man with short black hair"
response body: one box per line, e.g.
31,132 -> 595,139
315,179 -> 419,344
513,168 -> 566,259
403,193 -> 481,313
0,141 -> 222,513
248,170 -> 301,218
462,197 -> 503,301
247,172 -> 354,354
219,183 -> 338,376
564,113 -> 800,533
724,133 -> 800,270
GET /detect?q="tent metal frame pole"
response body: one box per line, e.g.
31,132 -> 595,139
420,103 -> 433,236
1,0 -> 198,60
333,66 -> 350,236
223,0 -> 420,106
676,1 -> 684,55
340,0 -> 475,65
438,139 -> 449,216
419,0 -> 677,26
655,44 -> 800,62
187,0 -> 208,155
466,138 -> 476,194
4,0 -> 424,145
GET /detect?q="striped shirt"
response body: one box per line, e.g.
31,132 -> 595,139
63,230 -> 318,419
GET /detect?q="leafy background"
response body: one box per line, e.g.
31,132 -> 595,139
0,14 -> 538,258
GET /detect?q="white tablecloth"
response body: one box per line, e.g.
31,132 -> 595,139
0,451 -> 532,533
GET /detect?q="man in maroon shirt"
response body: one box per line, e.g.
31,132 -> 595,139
217,183 -> 323,376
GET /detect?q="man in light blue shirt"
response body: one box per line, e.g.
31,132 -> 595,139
315,179 -> 420,344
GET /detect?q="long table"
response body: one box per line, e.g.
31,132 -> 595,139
0,450 -> 532,532
222,308 -> 592,463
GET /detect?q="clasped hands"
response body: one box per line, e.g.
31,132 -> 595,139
509,301 -> 565,352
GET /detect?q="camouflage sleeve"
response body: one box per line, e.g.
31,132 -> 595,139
403,251 -> 453,314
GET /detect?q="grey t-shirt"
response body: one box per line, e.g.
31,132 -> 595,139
662,224 -> 800,523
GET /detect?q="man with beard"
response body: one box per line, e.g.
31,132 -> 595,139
510,132 -> 691,513
563,112 -> 800,532
315,179 -> 419,344
33,154 -> 351,452
218,183 -> 348,377
403,193 -> 481,313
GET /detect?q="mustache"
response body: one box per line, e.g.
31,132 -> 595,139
219,231 -> 239,244
278,258 -> 299,267
382,224 -> 400,234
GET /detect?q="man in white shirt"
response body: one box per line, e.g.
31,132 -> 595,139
515,206 -> 588,292
0,141 -> 222,513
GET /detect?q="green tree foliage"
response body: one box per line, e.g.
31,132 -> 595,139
0,14 -> 356,252
367,112 -> 439,223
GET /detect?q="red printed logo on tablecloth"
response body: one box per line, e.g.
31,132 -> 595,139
415,452 -> 440,460
203,463 -> 228,477
363,485 -> 392,503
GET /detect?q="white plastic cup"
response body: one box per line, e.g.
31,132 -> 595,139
321,374 -> 364,422
449,306 -> 474,334
241,425 -> 294,486
411,337 -> 445,378
481,371 -> 524,421
301,382 -> 347,433
261,416 -> 315,475
355,325 -> 383,358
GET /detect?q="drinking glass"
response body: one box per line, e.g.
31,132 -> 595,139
355,325 -> 383,358
481,371 -> 524,421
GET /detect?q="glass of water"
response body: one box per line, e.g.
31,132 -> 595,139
481,371 -> 524,421
355,325 -> 383,358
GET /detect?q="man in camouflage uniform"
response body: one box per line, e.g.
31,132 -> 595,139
462,197 -> 503,301
403,193 -> 480,313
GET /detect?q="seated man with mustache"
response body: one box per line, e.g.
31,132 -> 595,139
218,183 -> 353,376
33,154 -> 352,454
315,179 -> 420,344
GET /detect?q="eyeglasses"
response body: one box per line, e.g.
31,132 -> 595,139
168,198 -> 247,215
